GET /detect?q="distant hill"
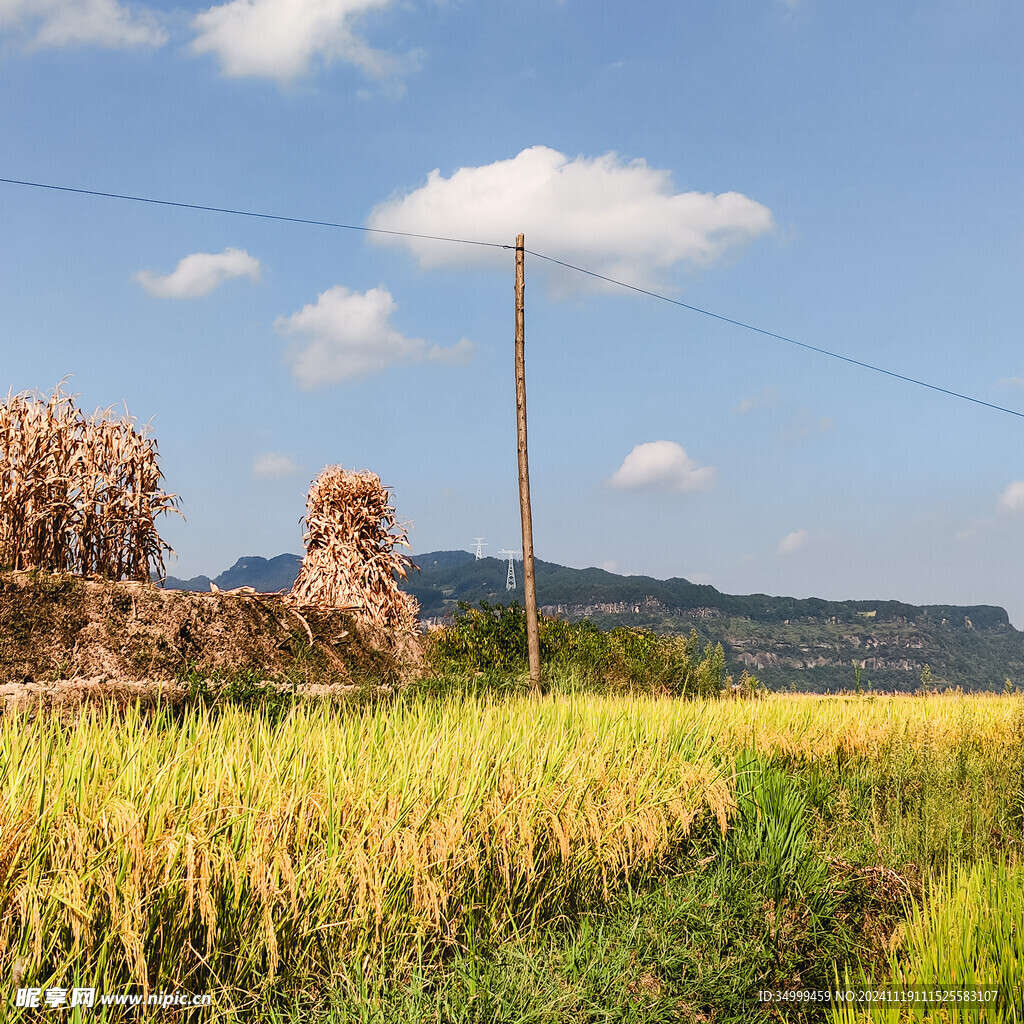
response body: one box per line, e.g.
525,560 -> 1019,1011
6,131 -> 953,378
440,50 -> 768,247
163,554 -> 302,594
161,549 -> 1024,693
405,551 -> 1011,627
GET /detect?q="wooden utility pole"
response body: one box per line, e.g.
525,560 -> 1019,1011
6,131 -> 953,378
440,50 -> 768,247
514,233 -> 542,693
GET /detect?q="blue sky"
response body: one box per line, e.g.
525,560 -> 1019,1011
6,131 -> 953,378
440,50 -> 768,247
2,0 -> 1024,622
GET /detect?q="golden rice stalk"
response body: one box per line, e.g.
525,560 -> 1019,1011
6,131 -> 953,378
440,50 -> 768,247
288,465 -> 419,639
0,383 -> 180,581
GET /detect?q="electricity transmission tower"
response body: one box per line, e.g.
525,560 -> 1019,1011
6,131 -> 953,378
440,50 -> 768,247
498,548 -> 519,591
471,537 -> 488,560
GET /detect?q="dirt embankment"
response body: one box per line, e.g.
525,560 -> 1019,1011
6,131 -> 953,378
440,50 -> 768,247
0,571 -> 417,712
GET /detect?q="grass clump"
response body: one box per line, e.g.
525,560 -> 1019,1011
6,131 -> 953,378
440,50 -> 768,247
833,860 -> 1024,1023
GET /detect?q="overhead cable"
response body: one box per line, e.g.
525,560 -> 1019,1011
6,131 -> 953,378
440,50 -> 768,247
0,176 -> 509,251
2,174 -> 1021,420
525,249 -> 1024,420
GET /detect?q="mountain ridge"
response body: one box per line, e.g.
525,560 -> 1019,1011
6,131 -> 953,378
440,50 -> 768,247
163,553 -> 302,595
162,550 -> 1023,692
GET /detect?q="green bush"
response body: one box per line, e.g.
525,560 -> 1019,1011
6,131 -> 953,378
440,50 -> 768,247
425,601 -> 731,698
425,600 -> 530,674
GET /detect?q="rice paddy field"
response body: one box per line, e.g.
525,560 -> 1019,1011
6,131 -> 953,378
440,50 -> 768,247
3,687 -> 1024,1022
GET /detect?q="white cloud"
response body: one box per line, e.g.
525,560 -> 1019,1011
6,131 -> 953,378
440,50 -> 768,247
996,377 -> 1024,389
367,146 -> 774,293
609,441 -> 716,494
190,0 -> 410,83
735,384 -> 779,414
133,248 -> 261,299
252,452 -> 301,480
778,529 -> 807,554
782,414 -> 834,442
998,481 -> 1024,514
277,284 -> 474,387
0,0 -> 166,48
955,522 -> 981,543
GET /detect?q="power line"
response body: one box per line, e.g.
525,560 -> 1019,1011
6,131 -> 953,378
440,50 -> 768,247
525,249 -> 1024,421
2,173 -> 1021,421
0,175 -> 510,252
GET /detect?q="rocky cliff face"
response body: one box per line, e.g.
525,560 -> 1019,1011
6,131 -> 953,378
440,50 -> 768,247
727,631 -> 930,672
542,599 -> 723,620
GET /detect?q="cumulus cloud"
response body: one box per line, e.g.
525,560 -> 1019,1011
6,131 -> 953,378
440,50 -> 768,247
998,481 -> 1024,514
778,529 -> 807,554
368,146 -> 774,293
277,285 -> 473,387
191,0 -> 410,83
0,0 -> 166,48
252,452 -> 301,480
609,441 -> 716,494
133,248 -> 261,299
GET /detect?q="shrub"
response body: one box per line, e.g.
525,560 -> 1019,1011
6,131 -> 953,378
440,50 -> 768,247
426,602 -> 732,697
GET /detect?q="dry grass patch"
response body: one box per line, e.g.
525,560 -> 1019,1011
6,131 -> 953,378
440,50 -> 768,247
0,571 -> 408,693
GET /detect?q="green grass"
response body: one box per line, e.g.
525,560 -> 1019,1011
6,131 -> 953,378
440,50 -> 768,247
833,860 -> 1024,1023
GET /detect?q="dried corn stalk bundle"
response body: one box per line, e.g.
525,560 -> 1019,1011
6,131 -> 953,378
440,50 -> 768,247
0,384 -> 180,581
288,466 -> 419,638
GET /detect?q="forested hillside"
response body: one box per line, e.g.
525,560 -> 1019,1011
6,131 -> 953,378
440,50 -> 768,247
406,551 -> 1024,693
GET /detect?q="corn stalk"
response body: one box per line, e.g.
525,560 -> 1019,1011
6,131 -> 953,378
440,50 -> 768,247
288,465 -> 419,637
0,384 -> 180,580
